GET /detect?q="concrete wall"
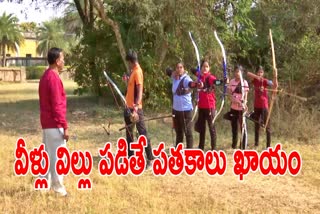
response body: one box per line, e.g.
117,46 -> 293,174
0,67 -> 73,82
0,67 -> 26,82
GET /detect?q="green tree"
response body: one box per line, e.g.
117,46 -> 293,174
252,0 -> 320,88
0,12 -> 24,66
36,19 -> 69,56
20,22 -> 37,33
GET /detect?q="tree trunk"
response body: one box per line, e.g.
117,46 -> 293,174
74,0 -> 89,26
73,0 -> 103,96
1,43 -> 6,67
92,0 -> 129,72
157,39 -> 169,69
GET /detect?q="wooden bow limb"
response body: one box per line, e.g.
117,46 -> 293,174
264,29 -> 278,130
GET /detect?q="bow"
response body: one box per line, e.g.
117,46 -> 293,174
239,69 -> 248,150
104,71 -> 172,134
212,30 -> 228,125
103,71 -> 126,106
188,31 -> 201,122
246,71 -> 307,102
264,29 -> 278,129
103,70 -> 133,138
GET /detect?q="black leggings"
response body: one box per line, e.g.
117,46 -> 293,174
253,107 -> 271,148
195,108 -> 217,150
230,109 -> 247,150
172,109 -> 194,148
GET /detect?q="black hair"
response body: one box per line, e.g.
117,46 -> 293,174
47,47 -> 63,65
256,66 -> 264,72
175,62 -> 184,68
165,67 -> 174,77
234,64 -> 243,72
200,59 -> 210,69
125,49 -> 138,63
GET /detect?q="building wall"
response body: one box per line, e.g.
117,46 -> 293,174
19,38 -> 39,57
7,33 -> 40,57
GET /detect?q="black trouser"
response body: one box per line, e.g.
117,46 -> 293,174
230,109 -> 247,150
196,108 -> 217,150
172,109 -> 193,148
124,108 -> 154,160
253,107 -> 271,148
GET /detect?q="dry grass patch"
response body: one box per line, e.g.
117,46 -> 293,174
0,81 -> 319,213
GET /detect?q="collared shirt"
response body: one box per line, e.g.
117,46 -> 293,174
126,63 -> 143,108
172,73 -> 193,111
39,68 -> 67,129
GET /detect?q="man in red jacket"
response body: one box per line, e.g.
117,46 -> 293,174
39,47 -> 68,196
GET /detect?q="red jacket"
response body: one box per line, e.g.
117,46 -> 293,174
252,78 -> 269,109
39,68 -> 67,129
198,72 -> 217,109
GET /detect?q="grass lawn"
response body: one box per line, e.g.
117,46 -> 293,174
0,80 -> 319,213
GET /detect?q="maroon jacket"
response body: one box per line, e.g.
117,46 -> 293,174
39,68 -> 67,130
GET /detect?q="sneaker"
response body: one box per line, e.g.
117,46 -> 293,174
52,184 -> 67,197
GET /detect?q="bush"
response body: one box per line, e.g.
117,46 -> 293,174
26,66 -> 71,79
26,66 -> 47,79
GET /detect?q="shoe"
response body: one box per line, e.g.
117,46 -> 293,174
52,183 -> 67,197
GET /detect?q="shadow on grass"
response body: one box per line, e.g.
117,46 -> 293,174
0,94 -> 121,137
0,89 -> 40,96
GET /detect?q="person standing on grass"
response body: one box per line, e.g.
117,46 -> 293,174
246,66 -> 278,149
123,49 -> 154,169
169,62 -> 199,149
39,47 -> 68,196
194,59 -> 224,150
227,65 -> 249,150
